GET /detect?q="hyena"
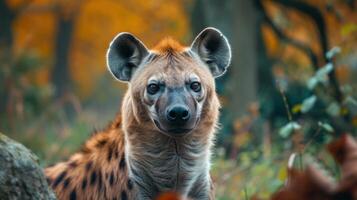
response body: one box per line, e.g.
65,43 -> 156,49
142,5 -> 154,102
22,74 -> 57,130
45,27 -> 231,200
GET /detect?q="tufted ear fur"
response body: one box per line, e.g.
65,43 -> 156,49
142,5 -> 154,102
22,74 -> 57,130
190,27 -> 231,78
106,33 -> 149,82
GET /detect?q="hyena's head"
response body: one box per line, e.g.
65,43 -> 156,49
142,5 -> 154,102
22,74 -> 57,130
107,28 -> 231,137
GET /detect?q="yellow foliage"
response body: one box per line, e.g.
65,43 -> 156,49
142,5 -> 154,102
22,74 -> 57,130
277,165 -> 287,181
13,5 -> 56,85
10,0 -> 190,97
353,116 -> 357,127
263,0 -> 357,76
262,24 -> 279,57
292,104 -> 302,114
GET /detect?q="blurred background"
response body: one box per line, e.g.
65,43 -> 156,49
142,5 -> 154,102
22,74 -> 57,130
0,0 -> 357,199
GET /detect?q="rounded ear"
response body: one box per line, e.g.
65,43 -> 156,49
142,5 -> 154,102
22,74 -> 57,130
106,33 -> 149,82
190,27 -> 231,78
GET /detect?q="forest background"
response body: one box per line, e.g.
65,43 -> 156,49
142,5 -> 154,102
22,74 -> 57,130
1,0 -> 356,199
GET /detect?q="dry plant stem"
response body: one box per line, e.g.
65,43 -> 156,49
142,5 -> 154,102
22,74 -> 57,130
303,126 -> 322,153
277,81 -> 293,122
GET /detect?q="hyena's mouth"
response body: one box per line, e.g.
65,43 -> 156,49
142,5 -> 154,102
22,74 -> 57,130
153,119 -> 194,136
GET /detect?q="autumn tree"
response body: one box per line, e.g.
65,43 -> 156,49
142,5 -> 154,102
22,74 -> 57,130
52,0 -> 82,99
0,0 -> 33,115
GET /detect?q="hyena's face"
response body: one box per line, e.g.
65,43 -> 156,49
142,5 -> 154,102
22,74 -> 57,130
107,28 -> 231,137
140,59 -> 206,136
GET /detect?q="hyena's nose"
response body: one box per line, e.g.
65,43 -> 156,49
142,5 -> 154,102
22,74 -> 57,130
166,105 -> 190,124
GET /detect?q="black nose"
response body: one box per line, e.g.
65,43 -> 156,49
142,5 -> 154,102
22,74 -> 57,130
166,106 -> 190,123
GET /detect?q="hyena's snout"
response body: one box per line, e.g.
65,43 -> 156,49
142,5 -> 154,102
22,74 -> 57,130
166,105 -> 190,124
164,104 -> 193,135
155,87 -> 199,136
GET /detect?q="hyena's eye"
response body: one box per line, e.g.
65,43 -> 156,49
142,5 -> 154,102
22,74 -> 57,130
190,82 -> 201,92
147,83 -> 160,95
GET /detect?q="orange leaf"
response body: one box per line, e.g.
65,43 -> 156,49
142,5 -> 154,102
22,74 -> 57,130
156,192 -> 182,200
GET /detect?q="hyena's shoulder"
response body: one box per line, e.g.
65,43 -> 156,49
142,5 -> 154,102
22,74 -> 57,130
45,115 -> 134,200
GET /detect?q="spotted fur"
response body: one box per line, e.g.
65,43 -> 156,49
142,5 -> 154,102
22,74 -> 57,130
45,116 -> 134,200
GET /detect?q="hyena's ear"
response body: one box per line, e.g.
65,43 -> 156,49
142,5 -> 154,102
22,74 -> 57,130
107,33 -> 149,82
190,27 -> 231,78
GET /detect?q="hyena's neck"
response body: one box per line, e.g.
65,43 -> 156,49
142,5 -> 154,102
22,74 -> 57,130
120,90 -> 219,199
124,121 -> 215,200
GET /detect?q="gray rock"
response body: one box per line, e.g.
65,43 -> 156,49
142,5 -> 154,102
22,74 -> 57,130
0,133 -> 56,200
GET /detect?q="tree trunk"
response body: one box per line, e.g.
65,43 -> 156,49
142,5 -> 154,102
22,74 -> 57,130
255,0 -> 278,120
191,0 -> 259,117
0,0 -> 15,115
191,0 -> 259,135
51,15 -> 76,99
0,0 -> 14,53
0,133 -> 56,200
227,0 -> 258,117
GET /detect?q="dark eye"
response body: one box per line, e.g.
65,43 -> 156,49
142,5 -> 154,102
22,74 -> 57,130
190,82 -> 201,92
147,83 -> 160,95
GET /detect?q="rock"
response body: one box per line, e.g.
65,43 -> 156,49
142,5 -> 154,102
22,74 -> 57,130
0,133 -> 56,200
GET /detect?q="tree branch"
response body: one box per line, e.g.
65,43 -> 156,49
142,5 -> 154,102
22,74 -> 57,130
256,0 -> 319,70
272,0 -> 343,103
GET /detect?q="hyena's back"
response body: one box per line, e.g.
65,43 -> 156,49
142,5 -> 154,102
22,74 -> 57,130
45,116 -> 134,200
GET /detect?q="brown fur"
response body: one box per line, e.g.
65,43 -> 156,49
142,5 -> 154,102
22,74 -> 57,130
45,115 -> 134,200
45,38 -> 220,200
152,37 -> 186,54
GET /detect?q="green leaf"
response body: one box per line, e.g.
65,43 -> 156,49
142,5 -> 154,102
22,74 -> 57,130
326,102 -> 340,117
340,85 -> 353,94
279,122 -> 301,138
307,77 -> 319,90
318,121 -> 334,133
307,63 -> 333,90
345,96 -> 357,106
316,63 -> 333,82
326,47 -> 341,60
13,53 -> 42,75
301,95 -> 317,113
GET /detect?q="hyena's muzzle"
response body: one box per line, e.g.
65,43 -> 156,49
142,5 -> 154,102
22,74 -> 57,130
153,85 -> 200,136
